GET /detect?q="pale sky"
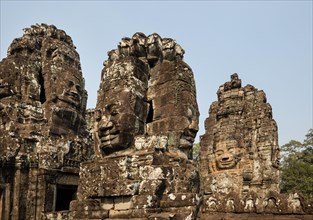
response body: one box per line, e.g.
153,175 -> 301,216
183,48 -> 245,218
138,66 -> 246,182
1,0 -> 312,145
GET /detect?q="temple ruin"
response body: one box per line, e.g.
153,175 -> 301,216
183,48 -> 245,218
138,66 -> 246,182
0,24 -> 312,220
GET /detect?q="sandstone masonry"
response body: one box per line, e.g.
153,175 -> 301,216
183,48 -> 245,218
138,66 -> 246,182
0,24 -> 312,220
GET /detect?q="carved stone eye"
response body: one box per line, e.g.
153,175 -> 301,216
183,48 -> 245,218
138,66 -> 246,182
76,85 -> 81,93
67,81 -> 74,88
228,148 -> 235,154
216,150 -> 224,157
110,109 -> 118,116
105,104 -> 118,116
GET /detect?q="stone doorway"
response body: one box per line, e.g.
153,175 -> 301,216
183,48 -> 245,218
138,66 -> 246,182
55,185 -> 77,211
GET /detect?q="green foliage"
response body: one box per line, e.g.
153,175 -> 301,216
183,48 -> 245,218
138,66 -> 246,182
280,129 -> 313,197
193,142 -> 200,160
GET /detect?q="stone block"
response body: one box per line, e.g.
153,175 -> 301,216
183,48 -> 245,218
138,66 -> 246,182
109,209 -> 132,218
132,195 -> 160,208
114,196 -> 133,210
100,197 -> 114,210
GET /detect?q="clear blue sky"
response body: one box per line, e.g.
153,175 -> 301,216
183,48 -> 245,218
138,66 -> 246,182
1,1 -> 312,146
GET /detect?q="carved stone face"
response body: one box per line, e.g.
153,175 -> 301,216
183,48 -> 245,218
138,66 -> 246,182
147,61 -> 199,159
214,140 -> 240,170
179,107 -> 199,150
95,55 -> 148,156
0,58 -> 23,100
55,73 -> 83,110
41,38 -> 86,135
95,90 -> 145,155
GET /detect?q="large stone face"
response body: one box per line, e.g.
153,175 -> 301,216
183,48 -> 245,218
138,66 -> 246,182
94,56 -> 149,156
147,59 -> 199,160
93,33 -> 199,160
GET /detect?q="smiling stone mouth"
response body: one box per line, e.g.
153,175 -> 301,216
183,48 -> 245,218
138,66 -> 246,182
220,161 -> 233,164
217,160 -> 236,169
100,134 -> 118,142
99,131 -> 120,144
66,92 -> 80,101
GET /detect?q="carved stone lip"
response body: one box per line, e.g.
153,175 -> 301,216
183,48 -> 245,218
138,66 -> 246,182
218,160 -> 236,169
66,92 -> 80,102
100,134 -> 118,142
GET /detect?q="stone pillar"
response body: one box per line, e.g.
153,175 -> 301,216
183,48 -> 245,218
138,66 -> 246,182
26,162 -> 39,220
11,160 -> 22,219
2,183 -> 11,220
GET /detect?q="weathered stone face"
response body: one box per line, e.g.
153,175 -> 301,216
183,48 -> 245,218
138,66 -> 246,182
70,33 -> 200,220
147,60 -> 199,159
41,36 -> 87,136
94,57 -> 148,156
0,63 -> 17,99
214,140 -> 242,170
0,24 -> 88,139
94,33 -> 199,159
95,90 -> 146,155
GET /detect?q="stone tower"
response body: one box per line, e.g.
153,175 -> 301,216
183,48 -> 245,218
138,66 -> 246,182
0,24 -> 92,220
70,33 -> 200,219
199,74 -> 283,218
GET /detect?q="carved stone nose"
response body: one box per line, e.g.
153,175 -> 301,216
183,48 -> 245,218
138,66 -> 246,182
99,115 -> 113,131
100,120 -> 113,129
188,120 -> 199,133
70,87 -> 78,93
